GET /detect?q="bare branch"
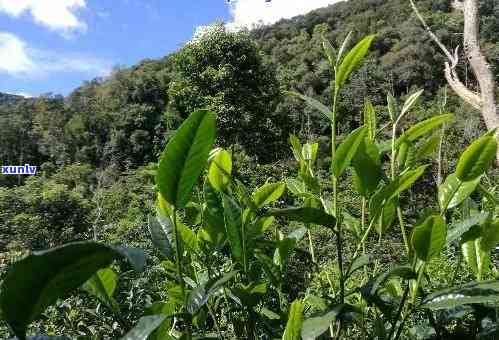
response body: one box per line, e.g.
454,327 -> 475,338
410,0 -> 481,110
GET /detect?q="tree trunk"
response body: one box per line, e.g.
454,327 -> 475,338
461,0 -> 499,162
411,0 -> 499,164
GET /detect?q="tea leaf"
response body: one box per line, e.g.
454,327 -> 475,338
335,35 -> 375,93
411,215 -> 447,262
421,281 -> 499,310
456,133 -> 497,182
157,109 -> 217,208
252,182 -> 286,208
282,299 -> 304,340
332,126 -> 367,177
208,148 -> 232,192
0,242 -> 145,338
121,315 -> 166,340
287,91 -> 332,122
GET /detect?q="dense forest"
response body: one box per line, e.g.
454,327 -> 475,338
1,0 -> 499,338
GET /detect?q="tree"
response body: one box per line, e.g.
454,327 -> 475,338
410,0 -> 499,164
168,24 -> 285,162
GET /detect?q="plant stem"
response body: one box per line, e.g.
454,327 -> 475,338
331,84 -> 344,339
172,208 -> 190,338
307,228 -> 316,263
391,123 -> 410,255
397,207 -> 409,255
389,283 -> 410,340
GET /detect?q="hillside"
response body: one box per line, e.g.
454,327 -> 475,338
0,92 -> 22,106
1,0 -> 497,173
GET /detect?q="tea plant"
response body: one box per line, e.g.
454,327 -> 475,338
0,34 -> 498,340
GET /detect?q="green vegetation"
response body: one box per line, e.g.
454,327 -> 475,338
1,0 -> 499,339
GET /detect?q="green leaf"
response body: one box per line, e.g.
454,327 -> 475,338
222,194 -> 243,262
208,148 -> 232,192
446,211 -> 490,245
400,89 -> 424,118
461,226 -> 482,278
362,265 -> 416,297
336,31 -> 352,66
322,36 -> 336,67
438,173 -> 481,211
287,91 -> 332,121
456,133 -> 497,182
421,281 -> 499,310
144,301 -> 176,340
301,304 -> 359,340
369,165 -> 428,219
255,250 -> 281,286
364,99 -> 376,141
286,178 -> 307,196
0,242 -> 145,338
81,268 -> 119,312
149,215 -> 173,258
335,35 -> 375,93
302,142 -> 319,164
301,307 -> 341,340
268,207 -> 336,228
346,254 -> 371,278
375,198 -> 397,236
203,180 -> 225,235
398,114 -> 452,145
157,109 -> 217,208
387,93 -> 398,122
415,133 -> 441,160
178,222 -> 198,251
411,215 -> 447,262
252,182 -> 286,208
187,271 -> 238,314
282,299 -> 304,340
332,126 -> 367,177
479,219 -> 499,252
352,138 -> 383,197
397,114 -> 452,149
289,134 -> 304,163
121,315 -> 166,340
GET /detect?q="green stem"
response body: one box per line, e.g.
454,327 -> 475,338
307,228 -> 316,263
172,208 -> 190,338
391,123 -> 410,255
397,207 -> 409,255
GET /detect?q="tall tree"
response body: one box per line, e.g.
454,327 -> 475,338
411,0 -> 499,163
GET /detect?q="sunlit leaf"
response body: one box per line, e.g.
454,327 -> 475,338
121,315 -> 166,340
82,268 -> 119,312
438,173 -> 481,211
157,109 -> 217,208
335,35 -> 375,93
400,89 -> 424,118
411,215 -> 447,262
0,242 -> 145,339
332,126 -> 367,177
252,182 -> 286,208
282,299 -> 304,340
208,148 -> 232,192
456,133 -> 497,182
421,281 -> 499,310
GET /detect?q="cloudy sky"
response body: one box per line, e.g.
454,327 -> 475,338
0,0 -> 343,96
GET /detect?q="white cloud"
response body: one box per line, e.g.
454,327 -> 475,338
227,0 -> 344,29
0,0 -> 87,34
6,91 -> 34,98
0,32 -> 112,78
0,32 -> 35,75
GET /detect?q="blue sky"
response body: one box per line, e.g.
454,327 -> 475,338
0,0 -> 342,97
